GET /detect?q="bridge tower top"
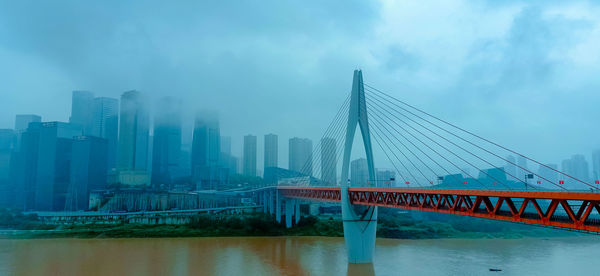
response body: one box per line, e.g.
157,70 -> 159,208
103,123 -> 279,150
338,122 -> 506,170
340,70 -> 376,187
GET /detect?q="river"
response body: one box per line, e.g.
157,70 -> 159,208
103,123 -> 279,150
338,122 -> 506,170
1,236 -> 599,275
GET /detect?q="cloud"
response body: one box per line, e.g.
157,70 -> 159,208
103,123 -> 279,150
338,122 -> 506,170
1,0 -> 599,170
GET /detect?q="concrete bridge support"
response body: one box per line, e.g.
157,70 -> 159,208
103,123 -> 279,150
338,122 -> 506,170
269,190 -> 275,215
285,199 -> 293,228
295,200 -> 300,224
262,192 -> 268,213
276,190 -> 282,223
340,70 -> 378,263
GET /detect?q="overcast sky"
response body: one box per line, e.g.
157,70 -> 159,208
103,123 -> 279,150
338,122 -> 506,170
1,0 -> 599,172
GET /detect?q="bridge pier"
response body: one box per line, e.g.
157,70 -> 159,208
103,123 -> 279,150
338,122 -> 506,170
295,199 -> 300,224
269,190 -> 274,215
276,190 -> 281,223
342,188 -> 377,263
262,192 -> 268,213
285,199 -> 293,228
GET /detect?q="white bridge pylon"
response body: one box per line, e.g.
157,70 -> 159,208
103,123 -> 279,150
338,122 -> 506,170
340,69 -> 378,263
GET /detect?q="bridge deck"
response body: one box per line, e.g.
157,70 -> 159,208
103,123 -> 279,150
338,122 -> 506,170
278,187 -> 600,233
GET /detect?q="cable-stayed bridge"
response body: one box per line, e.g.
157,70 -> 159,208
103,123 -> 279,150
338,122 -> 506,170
258,70 -> 600,263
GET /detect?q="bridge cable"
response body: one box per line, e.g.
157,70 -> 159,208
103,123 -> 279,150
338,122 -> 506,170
364,83 -> 590,191
366,103 -> 464,186
364,87 -> 567,191
369,115 -> 435,185
359,102 -> 418,187
295,93 -> 351,183
367,117 -> 424,186
364,86 -> 550,189
367,91 -> 522,190
367,93 -> 522,190
366,94 -> 499,190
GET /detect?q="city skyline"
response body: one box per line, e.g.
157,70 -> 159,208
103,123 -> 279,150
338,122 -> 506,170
2,2 -> 600,167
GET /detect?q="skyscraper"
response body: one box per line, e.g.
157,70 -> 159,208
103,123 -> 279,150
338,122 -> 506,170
538,163 -> 558,188
191,112 -> 227,190
351,158 -> 368,187
592,150 -> 600,181
243,135 -> 257,177
35,122 -> 82,211
15,115 -> 42,132
516,156 -> 528,183
70,91 -> 94,134
67,136 -> 107,211
12,122 -> 42,210
117,91 -> 149,186
14,114 -> 41,151
562,154 -> 589,187
505,155 -> 517,181
0,129 -> 15,208
90,97 -> 118,171
289,137 -> 313,176
376,169 -> 396,187
264,134 -> 278,170
151,97 -> 182,189
320,137 -> 337,185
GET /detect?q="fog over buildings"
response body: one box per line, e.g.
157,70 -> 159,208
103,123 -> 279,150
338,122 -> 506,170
1,1 -> 600,193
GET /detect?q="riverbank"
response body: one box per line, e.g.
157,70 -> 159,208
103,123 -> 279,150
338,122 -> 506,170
0,208 -> 578,239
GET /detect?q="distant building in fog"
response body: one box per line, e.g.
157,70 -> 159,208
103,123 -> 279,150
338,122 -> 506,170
592,150 -> 600,181
70,91 -> 94,134
376,168 -> 395,187
351,158 -> 368,187
562,154 -> 590,187
67,136 -> 107,211
35,122 -> 82,211
505,155 -> 517,181
151,97 -> 182,189
264,134 -> 278,170
289,137 -> 312,176
243,135 -> 257,177
117,90 -> 150,186
191,111 -> 227,190
538,163 -> 558,188
91,97 -> 118,172
14,114 -> 41,151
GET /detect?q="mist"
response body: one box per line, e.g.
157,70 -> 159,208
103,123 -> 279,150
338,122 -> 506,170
1,0 -> 600,170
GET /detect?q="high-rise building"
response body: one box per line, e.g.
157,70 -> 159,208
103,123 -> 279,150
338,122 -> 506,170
221,136 -> 232,156
538,163 -> 558,188
562,154 -> 589,187
12,122 -> 43,210
243,135 -> 257,177
14,114 -> 41,151
592,150 -> 600,181
70,91 -> 94,134
117,90 -> 149,170
376,169 -> 396,187
15,114 -> 42,132
351,158 -> 368,187
67,136 -> 107,211
91,97 -> 119,171
0,129 -> 16,208
516,156 -> 528,183
289,137 -> 313,176
504,155 -> 517,181
151,97 -> 182,189
218,136 -> 238,176
320,137 -> 337,185
34,122 -> 82,211
191,112 -> 227,190
264,134 -> 278,170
